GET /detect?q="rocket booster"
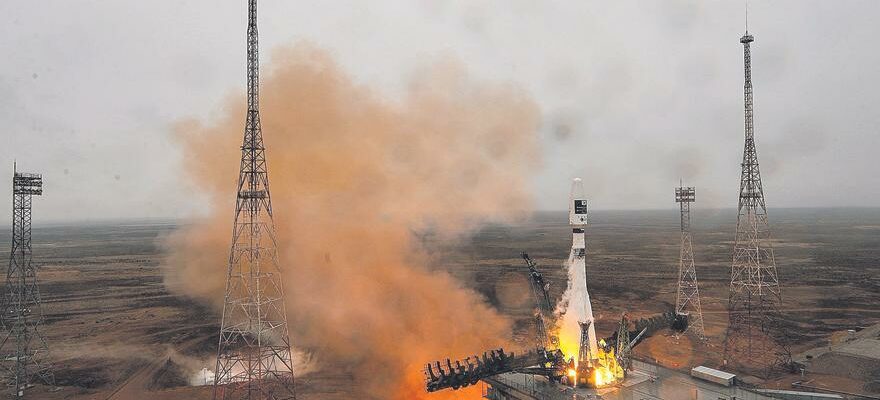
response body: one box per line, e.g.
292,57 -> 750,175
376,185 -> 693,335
569,178 -> 598,363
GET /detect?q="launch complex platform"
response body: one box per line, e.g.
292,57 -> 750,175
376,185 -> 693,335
481,360 -> 842,400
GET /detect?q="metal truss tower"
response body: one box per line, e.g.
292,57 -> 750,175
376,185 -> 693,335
674,184 -> 705,340
0,165 -> 53,397
723,29 -> 790,376
213,1 -> 296,399
521,253 -> 557,350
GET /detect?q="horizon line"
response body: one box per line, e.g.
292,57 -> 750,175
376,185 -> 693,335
7,206 -> 879,227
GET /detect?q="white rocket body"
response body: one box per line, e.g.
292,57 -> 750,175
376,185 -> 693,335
569,178 -> 599,363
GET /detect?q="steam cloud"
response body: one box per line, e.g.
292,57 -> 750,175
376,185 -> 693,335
163,44 -> 541,399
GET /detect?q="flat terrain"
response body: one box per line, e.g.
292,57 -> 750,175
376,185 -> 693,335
1,208 -> 878,398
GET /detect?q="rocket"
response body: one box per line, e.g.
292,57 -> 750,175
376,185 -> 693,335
569,178 -> 599,364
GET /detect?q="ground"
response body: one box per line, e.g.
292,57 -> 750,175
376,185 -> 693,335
2,208 -> 878,398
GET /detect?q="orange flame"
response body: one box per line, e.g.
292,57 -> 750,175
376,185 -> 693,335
556,333 -> 625,387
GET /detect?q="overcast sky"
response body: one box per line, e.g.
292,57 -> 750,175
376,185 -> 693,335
1,1 -> 878,222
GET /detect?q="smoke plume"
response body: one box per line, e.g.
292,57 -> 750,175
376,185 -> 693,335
163,44 -> 541,399
555,256 -> 589,360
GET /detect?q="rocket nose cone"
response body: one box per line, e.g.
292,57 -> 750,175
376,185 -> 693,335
570,178 -> 585,199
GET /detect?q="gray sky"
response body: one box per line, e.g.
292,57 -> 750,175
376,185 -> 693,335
1,1 -> 878,222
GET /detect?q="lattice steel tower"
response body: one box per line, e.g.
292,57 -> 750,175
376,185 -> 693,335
213,1 -> 296,399
674,183 -> 705,340
0,165 -> 53,397
723,29 -> 790,376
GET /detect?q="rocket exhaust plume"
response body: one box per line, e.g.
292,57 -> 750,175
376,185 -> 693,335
162,44 -> 540,399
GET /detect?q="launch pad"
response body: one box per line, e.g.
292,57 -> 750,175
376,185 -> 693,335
424,178 -> 683,395
481,360 -> 813,400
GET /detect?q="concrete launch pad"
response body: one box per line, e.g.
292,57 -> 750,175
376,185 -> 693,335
483,360 -> 835,400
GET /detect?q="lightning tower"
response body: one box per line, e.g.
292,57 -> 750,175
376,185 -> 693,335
0,165 -> 54,397
213,1 -> 296,399
673,184 -> 705,340
723,27 -> 790,376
